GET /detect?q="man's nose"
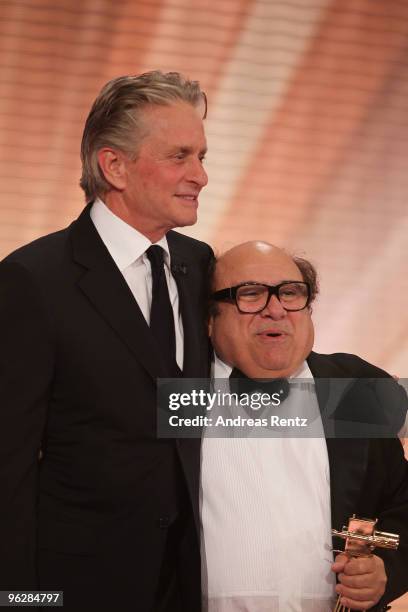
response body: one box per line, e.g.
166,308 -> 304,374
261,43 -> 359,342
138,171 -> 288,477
188,159 -> 208,187
261,294 -> 286,319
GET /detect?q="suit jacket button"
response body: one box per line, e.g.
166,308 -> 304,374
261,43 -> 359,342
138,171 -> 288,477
158,517 -> 170,529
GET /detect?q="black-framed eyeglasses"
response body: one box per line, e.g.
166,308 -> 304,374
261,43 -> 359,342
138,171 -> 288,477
211,281 -> 311,313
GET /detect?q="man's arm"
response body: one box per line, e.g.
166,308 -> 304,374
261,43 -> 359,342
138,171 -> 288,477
332,438 -> 408,609
0,260 -> 54,588
373,438 -> 408,608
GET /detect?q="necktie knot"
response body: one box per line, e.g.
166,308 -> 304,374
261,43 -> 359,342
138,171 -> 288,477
146,244 -> 165,271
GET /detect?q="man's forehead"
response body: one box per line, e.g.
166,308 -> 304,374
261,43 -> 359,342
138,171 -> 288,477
215,250 -> 302,288
141,101 -> 204,128
139,101 -> 206,147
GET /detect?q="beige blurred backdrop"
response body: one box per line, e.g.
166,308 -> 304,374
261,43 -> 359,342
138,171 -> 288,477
1,0 -> 407,607
1,0 -> 408,375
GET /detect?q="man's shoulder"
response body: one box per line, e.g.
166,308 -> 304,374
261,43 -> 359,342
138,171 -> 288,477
2,226 -> 71,270
4,228 -> 69,262
167,230 -> 214,260
310,352 -> 407,435
1,205 -> 92,274
0,224 -> 77,315
308,350 -> 391,379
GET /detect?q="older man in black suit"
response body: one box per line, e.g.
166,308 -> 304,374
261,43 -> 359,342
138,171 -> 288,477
0,71 -> 212,611
201,241 -> 408,612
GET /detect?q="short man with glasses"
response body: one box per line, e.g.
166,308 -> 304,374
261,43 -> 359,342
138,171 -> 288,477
200,240 -> 408,612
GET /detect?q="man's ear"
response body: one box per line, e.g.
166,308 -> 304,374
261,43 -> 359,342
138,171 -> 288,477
97,147 -> 128,191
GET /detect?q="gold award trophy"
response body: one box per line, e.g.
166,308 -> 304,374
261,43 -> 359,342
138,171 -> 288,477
332,515 -> 399,612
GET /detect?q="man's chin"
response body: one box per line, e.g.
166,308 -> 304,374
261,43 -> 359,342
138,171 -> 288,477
248,358 -> 294,379
174,211 -> 198,228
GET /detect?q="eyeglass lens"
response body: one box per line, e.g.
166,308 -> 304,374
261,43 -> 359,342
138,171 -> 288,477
236,283 -> 308,312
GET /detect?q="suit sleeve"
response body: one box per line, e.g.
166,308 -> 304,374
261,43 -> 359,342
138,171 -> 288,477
0,260 -> 54,588
375,439 -> 408,608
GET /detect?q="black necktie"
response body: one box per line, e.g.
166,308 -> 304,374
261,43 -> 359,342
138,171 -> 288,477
146,245 -> 180,376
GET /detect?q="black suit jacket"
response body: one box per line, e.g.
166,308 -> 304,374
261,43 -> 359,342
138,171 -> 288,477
307,351 -> 408,610
0,205 -> 213,611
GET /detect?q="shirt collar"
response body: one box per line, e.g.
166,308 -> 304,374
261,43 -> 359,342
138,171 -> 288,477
291,360 -> 314,380
90,198 -> 171,272
212,352 -> 314,381
213,353 -> 233,378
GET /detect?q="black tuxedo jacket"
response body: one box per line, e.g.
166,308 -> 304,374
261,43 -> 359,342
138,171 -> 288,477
307,351 -> 408,610
0,205 -> 213,611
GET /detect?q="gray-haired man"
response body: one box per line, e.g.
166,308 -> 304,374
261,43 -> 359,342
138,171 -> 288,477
0,71 -> 212,611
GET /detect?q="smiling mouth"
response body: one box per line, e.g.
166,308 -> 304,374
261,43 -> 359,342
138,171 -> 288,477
175,194 -> 198,200
257,331 -> 287,342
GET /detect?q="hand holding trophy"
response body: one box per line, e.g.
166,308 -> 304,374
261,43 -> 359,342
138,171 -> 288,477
331,516 -> 399,612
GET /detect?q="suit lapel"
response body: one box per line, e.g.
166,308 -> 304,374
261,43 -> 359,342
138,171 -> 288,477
166,234 -> 206,531
70,205 -> 166,381
167,233 -> 205,378
307,352 -> 370,529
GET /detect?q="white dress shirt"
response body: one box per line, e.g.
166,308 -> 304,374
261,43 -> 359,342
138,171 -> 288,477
90,198 -> 184,369
200,357 -> 336,612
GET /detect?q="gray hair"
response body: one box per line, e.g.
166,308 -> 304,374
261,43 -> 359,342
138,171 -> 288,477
80,71 -> 207,202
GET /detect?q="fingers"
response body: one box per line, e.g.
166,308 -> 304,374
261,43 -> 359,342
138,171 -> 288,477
333,554 -> 381,580
331,552 -> 370,576
332,555 -> 387,611
340,555 -> 376,579
331,552 -> 349,573
335,580 -> 378,609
